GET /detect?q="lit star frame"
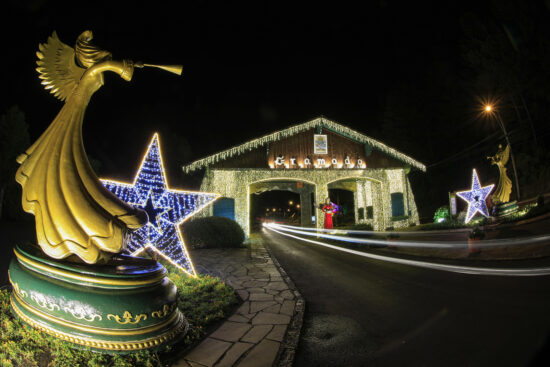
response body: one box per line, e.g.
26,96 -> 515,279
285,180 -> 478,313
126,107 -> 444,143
101,133 -> 219,276
456,169 -> 494,223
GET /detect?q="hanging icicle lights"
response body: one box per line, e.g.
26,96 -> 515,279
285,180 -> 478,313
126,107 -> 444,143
101,133 -> 219,276
183,117 -> 427,173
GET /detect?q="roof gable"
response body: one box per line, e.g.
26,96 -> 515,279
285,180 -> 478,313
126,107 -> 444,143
182,117 -> 426,172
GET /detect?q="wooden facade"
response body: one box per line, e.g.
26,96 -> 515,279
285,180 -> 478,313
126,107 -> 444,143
209,128 -> 405,171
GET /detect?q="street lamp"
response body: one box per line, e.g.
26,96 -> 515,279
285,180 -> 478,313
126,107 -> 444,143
483,104 -> 521,201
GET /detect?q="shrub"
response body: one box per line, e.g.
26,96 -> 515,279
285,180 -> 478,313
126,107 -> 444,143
433,205 -> 450,223
341,223 -> 374,231
182,216 -> 245,249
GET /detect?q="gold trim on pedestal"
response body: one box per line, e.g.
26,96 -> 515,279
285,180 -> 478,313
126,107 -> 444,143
12,291 -> 179,336
14,248 -> 166,287
11,294 -> 186,351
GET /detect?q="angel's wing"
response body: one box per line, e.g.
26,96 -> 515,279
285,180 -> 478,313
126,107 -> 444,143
36,31 -> 86,101
501,144 -> 510,166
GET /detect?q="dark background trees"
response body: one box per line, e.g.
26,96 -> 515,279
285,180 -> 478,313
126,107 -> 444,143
2,0 -> 550,222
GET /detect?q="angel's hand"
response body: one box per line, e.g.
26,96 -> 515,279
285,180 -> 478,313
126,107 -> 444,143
119,60 -> 134,81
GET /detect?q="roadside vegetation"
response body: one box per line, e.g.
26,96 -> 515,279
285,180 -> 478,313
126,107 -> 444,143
182,216 -> 245,249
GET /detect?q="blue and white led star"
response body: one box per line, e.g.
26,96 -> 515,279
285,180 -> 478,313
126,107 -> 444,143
101,133 -> 219,275
456,169 -> 494,223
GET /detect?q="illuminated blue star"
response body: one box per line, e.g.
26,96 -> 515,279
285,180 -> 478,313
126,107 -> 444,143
101,133 -> 219,275
456,169 -> 494,223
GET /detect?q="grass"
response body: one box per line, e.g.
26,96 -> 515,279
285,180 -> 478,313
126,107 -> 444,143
0,266 -> 238,367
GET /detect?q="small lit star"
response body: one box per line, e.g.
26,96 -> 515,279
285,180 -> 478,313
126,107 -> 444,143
101,133 -> 219,275
456,169 -> 494,223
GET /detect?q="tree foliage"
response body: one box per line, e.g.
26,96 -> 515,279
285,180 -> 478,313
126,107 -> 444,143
0,106 -> 30,220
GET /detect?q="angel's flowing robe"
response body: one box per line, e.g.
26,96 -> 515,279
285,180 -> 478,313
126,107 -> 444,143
15,60 -> 147,264
492,163 -> 512,204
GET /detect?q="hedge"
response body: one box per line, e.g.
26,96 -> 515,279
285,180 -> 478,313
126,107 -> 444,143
182,216 -> 245,249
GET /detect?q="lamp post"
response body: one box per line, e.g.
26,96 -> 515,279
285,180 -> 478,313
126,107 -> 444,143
484,105 -> 521,201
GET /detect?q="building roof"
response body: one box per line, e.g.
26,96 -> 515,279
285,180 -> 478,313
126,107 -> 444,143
182,117 -> 426,173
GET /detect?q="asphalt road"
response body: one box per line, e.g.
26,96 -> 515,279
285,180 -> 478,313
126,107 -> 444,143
261,228 -> 550,367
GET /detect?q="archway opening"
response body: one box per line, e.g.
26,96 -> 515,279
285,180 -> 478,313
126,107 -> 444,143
250,190 -> 301,231
249,179 -> 315,232
327,188 -> 355,227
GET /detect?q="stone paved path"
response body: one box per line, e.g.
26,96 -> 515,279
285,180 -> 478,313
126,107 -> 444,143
175,237 -> 304,367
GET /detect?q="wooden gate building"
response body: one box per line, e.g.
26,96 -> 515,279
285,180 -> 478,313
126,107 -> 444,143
182,117 -> 426,236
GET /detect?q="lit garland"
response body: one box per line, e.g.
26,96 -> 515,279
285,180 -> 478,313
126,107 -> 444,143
200,167 -> 420,235
456,169 -> 494,223
182,117 -> 426,173
101,133 -> 219,276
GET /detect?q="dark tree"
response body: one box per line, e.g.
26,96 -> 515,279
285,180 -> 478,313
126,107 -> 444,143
0,106 -> 30,220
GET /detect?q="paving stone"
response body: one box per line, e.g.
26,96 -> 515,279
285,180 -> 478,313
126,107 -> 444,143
249,300 -> 277,313
239,313 -> 257,319
236,301 -> 250,315
185,338 -> 231,366
215,342 -> 254,367
263,304 -> 282,313
280,300 -> 296,316
210,321 -> 252,342
236,290 -> 249,301
188,361 -> 207,367
232,269 -> 248,277
241,324 -> 273,343
242,280 -> 268,288
237,339 -> 280,367
172,358 -> 192,367
252,312 -> 291,325
228,314 -> 250,323
279,290 -> 295,300
265,289 -> 280,295
265,281 -> 288,291
266,324 -> 287,342
249,293 -> 274,301
274,295 -> 284,303
246,287 -> 266,294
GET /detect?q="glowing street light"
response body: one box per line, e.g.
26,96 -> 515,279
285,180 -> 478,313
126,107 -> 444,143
289,200 -> 293,205
483,104 -> 521,200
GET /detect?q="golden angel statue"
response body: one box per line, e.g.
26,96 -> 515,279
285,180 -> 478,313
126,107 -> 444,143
488,144 -> 512,204
15,31 -> 181,264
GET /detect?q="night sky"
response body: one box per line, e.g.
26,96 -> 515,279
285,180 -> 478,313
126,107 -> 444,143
3,0 -> 550,219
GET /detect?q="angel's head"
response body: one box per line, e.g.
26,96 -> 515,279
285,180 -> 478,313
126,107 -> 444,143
75,30 -> 112,68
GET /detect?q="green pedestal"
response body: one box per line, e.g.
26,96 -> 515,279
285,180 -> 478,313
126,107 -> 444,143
495,201 -> 518,218
8,243 -> 187,353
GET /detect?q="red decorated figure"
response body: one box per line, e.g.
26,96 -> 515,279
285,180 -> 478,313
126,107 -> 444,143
321,197 -> 337,229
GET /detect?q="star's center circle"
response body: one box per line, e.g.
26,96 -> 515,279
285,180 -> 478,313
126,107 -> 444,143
141,194 -> 171,229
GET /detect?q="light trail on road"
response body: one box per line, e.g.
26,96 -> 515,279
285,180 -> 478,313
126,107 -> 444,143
264,223 -> 550,276
269,223 -> 550,249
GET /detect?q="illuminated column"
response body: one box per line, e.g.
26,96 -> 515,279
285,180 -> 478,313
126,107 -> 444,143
381,179 -> 391,230
315,184 -> 329,229
372,181 -> 383,230
364,180 -> 373,225
240,185 -> 250,237
354,179 -> 364,224
300,191 -> 313,227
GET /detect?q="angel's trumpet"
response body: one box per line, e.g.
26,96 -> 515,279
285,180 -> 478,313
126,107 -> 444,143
135,62 -> 182,76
